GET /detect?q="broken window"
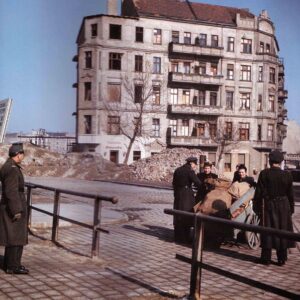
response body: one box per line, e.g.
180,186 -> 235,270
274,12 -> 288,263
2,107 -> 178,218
134,85 -> 143,103
172,31 -> 179,43
136,27 -> 144,42
84,115 -> 92,134
209,123 -> 217,138
133,151 -> 141,161
269,67 -> 275,84
91,23 -> 97,37
85,51 -> 92,68
84,82 -> 92,101
109,53 -> 122,70
109,24 -> 121,40
135,55 -> 143,72
152,86 -> 161,105
107,116 -> 120,135
210,92 -> 217,106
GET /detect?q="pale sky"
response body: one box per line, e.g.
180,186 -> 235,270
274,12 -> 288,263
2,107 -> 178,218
0,0 -> 299,133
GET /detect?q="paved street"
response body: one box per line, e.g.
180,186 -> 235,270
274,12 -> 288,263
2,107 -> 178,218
0,177 -> 299,299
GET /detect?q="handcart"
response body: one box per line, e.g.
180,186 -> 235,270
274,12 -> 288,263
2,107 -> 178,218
229,187 -> 261,249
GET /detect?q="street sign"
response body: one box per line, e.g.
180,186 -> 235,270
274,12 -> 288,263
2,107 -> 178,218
0,98 -> 13,143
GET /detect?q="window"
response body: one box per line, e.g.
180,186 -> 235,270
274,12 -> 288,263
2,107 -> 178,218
153,57 -> 161,73
239,123 -> 250,140
134,85 -> 142,103
238,154 -> 245,165
198,62 -> 206,75
210,92 -> 217,106
257,94 -> 262,111
225,122 -> 232,139
171,88 -> 178,104
184,32 -> 191,44
258,66 -> 263,82
169,120 -> 177,136
199,90 -> 205,106
194,123 -> 205,137
211,35 -> 218,47
98,51 -> 101,69
172,31 -> 179,43
226,91 -> 233,109
171,62 -> 179,72
91,23 -> 97,37
109,53 -> 122,70
108,116 -> 120,134
153,28 -> 162,44
240,93 -> 250,110
266,43 -> 270,53
182,90 -> 190,105
135,55 -> 143,72
152,86 -> 161,104
110,151 -> 119,163
133,151 -> 141,161
133,117 -> 142,136
268,95 -> 275,112
183,62 -> 191,74
199,34 -> 207,46
181,119 -> 189,136
267,124 -> 274,141
227,64 -> 234,80
240,65 -> 251,81
136,27 -> 143,42
227,37 -> 234,52
269,67 -> 275,84
241,38 -> 252,53
209,123 -> 217,138
107,83 -> 121,102
224,153 -> 232,172
257,124 -> 262,141
152,118 -> 160,137
109,24 -> 121,39
84,115 -> 92,134
84,82 -> 91,101
210,63 -> 218,76
85,51 -> 92,68
259,42 -> 264,53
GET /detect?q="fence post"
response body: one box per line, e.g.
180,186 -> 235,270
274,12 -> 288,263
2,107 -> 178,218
91,196 -> 101,258
189,214 -> 205,300
26,185 -> 33,227
51,190 -> 60,243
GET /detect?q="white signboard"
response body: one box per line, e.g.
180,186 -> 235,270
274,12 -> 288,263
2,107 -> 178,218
0,98 -> 13,143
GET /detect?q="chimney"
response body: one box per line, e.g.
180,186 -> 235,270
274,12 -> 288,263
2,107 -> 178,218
107,0 -> 119,15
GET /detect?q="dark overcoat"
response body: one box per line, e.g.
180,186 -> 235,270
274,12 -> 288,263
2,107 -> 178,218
253,166 -> 294,249
0,158 -> 28,246
172,164 -> 201,226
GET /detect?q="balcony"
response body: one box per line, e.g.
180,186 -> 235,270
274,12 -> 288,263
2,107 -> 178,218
278,90 -> 288,98
256,52 -> 279,64
252,140 -> 277,150
168,104 -> 222,116
169,42 -> 223,58
169,72 -> 223,86
167,135 -> 219,147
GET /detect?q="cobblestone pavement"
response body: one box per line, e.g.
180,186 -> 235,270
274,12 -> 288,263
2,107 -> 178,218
0,177 -> 299,300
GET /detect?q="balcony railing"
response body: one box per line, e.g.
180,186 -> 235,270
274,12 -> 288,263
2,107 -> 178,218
169,42 -> 223,58
168,104 -> 222,116
278,90 -> 288,98
256,52 -> 279,64
251,140 -> 277,149
169,72 -> 223,86
167,135 -> 218,147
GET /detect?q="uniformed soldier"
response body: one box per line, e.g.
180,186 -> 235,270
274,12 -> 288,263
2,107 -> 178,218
0,143 -> 29,274
172,157 -> 202,244
253,150 -> 295,266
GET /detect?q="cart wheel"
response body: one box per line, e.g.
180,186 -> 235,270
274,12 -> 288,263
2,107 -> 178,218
246,214 -> 260,250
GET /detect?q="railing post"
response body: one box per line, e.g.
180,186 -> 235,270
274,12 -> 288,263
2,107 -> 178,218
26,185 -> 33,227
189,213 -> 205,300
91,196 -> 101,258
51,190 -> 60,243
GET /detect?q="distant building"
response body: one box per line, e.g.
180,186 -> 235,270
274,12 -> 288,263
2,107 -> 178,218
17,129 -> 75,154
0,98 -> 12,143
73,0 -> 288,175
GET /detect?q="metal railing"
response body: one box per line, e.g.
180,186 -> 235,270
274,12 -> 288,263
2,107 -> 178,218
164,209 -> 300,300
25,182 -> 118,258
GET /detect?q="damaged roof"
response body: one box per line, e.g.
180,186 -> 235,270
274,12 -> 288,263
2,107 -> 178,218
122,0 -> 255,25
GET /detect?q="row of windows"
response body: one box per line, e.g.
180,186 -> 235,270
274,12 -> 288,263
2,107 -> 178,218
83,82 -> 276,112
84,51 -> 277,84
90,23 -> 273,55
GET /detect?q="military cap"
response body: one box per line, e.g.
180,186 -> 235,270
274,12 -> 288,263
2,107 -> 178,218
186,156 -> 198,164
269,150 -> 284,163
9,143 -> 24,157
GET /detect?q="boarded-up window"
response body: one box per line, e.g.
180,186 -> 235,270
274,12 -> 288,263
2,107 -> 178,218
107,83 -> 121,102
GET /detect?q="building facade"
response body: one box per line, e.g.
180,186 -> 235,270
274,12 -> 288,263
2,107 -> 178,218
73,0 -> 288,175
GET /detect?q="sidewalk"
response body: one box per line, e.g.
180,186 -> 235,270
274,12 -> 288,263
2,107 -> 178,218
0,179 -> 299,299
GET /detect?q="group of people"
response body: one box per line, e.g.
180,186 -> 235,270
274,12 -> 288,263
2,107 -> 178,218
172,150 -> 295,266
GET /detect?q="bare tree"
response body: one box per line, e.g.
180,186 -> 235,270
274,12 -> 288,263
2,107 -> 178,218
104,63 -> 165,164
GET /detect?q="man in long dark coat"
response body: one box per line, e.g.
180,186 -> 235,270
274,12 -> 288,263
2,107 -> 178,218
253,150 -> 294,266
172,157 -> 202,244
0,143 -> 29,274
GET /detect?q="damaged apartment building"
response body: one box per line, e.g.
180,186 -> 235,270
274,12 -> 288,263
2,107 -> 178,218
73,0 -> 288,175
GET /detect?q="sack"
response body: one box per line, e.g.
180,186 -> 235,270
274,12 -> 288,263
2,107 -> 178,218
227,182 -> 251,199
